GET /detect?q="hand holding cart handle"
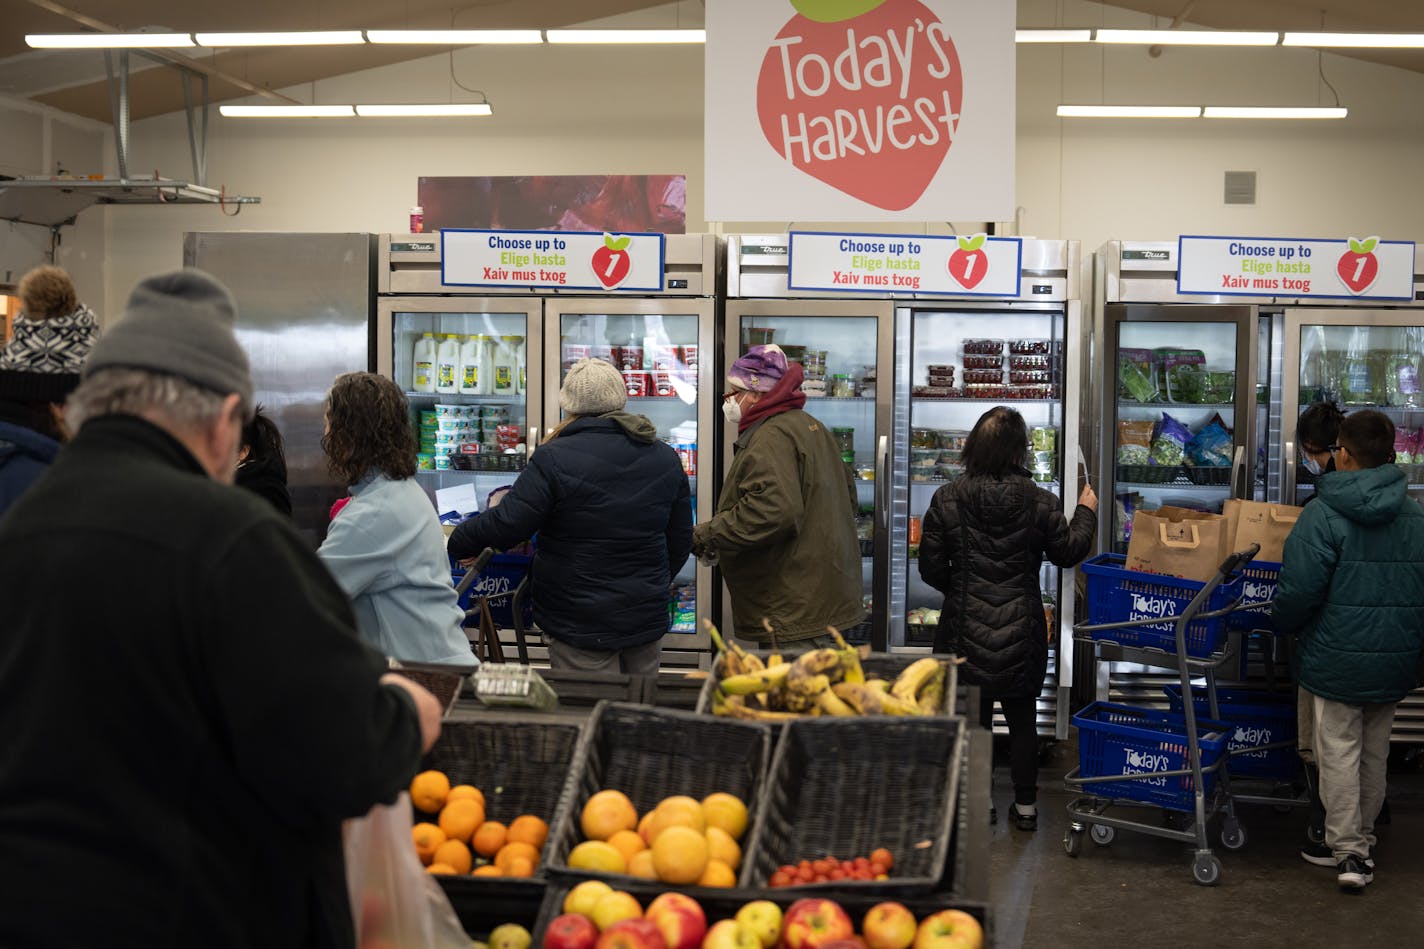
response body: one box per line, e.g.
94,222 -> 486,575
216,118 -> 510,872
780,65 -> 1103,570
454,547 -> 496,596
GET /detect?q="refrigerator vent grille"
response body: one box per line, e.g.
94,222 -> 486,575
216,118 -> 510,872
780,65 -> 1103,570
1224,171 -> 1257,206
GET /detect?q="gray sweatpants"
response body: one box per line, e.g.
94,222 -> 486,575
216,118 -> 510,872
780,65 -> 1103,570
1311,691 -> 1396,862
546,637 -> 662,676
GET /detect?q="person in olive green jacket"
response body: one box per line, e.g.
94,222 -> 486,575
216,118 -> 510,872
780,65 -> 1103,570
693,344 -> 864,645
1273,409 -> 1424,892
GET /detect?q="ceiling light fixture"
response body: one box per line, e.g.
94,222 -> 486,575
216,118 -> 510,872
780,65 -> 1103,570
1096,29 -> 1280,46
195,31 -> 365,47
26,32 -> 195,49
1283,32 -> 1424,49
219,105 -> 357,117
365,30 -> 542,44
1203,106 -> 1348,119
545,29 -> 706,44
1057,105 -> 1203,118
354,103 -> 492,116
1015,29 -> 1093,43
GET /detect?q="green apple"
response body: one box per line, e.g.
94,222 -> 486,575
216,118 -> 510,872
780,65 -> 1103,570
790,0 -> 889,24
735,900 -> 784,949
490,924 -> 532,949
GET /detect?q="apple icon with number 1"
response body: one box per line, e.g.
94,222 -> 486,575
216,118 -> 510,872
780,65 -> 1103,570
592,234 -> 633,289
1337,236 -> 1380,294
947,235 -> 989,290
912,910 -> 982,949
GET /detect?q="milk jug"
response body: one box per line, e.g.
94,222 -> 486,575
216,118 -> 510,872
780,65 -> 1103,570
459,335 -> 486,395
436,334 -> 460,394
412,333 -> 437,393
493,335 -> 519,395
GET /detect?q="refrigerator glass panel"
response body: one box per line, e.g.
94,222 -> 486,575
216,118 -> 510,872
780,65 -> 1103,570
560,311 -> 702,633
899,309 -> 1067,650
393,309 -> 530,500
1110,321 -> 1239,553
735,314 -> 881,641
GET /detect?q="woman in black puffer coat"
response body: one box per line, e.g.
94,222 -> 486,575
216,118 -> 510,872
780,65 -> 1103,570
919,407 -> 1097,830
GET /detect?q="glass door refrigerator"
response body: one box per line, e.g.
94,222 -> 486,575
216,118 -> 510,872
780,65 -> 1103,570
377,233 -> 722,658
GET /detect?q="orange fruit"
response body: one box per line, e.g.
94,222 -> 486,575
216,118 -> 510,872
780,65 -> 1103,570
439,798 -> 485,843
702,793 -> 749,841
434,839 -> 473,875
495,841 -> 541,873
427,862 -> 458,875
627,849 -> 658,880
606,829 -> 647,864
650,825 -> 708,884
504,855 -> 535,878
697,858 -> 737,888
472,820 -> 508,858
647,796 -> 705,843
637,811 -> 657,846
567,840 -> 628,875
705,826 -> 742,871
507,814 -> 549,850
448,785 -> 484,808
472,864 -> 504,877
581,790 -> 639,841
410,770 -> 451,814
412,822 -> 447,865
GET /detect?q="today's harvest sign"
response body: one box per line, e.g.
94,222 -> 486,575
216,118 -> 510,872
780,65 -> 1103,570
705,0 -> 1015,222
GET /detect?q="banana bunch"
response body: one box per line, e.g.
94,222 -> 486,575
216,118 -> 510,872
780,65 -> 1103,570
705,621 -> 948,720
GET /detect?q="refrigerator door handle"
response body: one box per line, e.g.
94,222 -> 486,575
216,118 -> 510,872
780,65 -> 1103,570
1283,440 -> 1296,501
1230,444 -> 1246,499
876,434 -> 889,531
528,426 -> 540,453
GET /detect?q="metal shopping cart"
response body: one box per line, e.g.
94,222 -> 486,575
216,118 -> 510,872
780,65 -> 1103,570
1062,543 -> 1290,886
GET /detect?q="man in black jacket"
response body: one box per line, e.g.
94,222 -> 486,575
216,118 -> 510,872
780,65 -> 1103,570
0,270 -> 442,949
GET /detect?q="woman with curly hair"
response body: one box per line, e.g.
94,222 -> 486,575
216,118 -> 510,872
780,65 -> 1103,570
317,371 -> 472,665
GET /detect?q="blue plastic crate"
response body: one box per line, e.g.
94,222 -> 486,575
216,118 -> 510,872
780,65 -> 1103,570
1073,702 -> 1232,812
1080,554 -> 1244,658
1224,560 -> 1280,635
1163,685 -> 1298,780
453,552 -> 534,629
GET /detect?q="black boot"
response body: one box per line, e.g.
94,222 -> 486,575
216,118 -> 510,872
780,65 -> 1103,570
1010,803 -> 1038,831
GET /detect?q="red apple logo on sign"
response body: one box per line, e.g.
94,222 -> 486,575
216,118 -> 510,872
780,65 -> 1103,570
756,0 -> 964,211
592,234 -> 633,289
947,234 -> 988,289
1337,236 -> 1380,295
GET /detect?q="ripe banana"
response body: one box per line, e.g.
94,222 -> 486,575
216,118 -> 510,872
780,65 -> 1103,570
916,665 -> 947,714
815,689 -> 857,717
721,663 -> 792,695
832,681 -> 920,716
787,648 -> 843,693
891,657 -> 945,702
714,692 -> 804,721
788,673 -> 830,698
866,679 -> 891,693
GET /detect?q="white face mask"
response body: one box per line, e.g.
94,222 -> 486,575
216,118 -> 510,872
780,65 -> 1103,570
1302,455 -> 1324,476
722,394 -> 743,425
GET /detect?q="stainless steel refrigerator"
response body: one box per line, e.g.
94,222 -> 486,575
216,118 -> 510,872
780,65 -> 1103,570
725,235 -> 1086,739
377,233 -> 722,658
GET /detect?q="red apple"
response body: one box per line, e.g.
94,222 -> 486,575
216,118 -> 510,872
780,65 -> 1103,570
818,940 -> 867,949
545,914 -> 600,949
595,919 -> 666,949
704,919 -> 763,949
861,903 -> 917,949
912,910 -> 982,949
645,892 -> 707,949
780,899 -> 854,949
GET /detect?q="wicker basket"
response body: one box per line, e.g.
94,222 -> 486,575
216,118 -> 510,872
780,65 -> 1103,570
545,702 -> 775,887
694,652 -> 957,717
389,659 -> 476,716
741,715 -> 965,896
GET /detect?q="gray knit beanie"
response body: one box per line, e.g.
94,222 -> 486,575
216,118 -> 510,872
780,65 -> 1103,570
84,269 -> 253,410
559,357 -> 627,416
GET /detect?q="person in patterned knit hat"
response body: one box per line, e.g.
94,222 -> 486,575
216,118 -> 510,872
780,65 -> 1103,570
0,265 -> 99,516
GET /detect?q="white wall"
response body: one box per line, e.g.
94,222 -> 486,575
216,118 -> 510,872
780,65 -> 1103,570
3,1 -> 1420,317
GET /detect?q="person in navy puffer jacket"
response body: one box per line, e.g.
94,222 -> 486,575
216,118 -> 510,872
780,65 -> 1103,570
449,357 -> 693,674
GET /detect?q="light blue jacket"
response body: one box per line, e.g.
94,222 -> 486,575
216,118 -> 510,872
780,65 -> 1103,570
318,470 -> 472,665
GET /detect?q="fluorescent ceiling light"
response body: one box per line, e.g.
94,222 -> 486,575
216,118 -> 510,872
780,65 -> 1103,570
219,105 -> 356,117
26,32 -> 195,49
1283,32 -> 1424,48
1203,106 -> 1348,119
1057,105 -> 1202,118
196,31 -> 365,47
1015,29 -> 1093,43
546,29 -> 706,44
365,29 -> 541,44
354,103 -> 492,116
1097,29 -> 1279,46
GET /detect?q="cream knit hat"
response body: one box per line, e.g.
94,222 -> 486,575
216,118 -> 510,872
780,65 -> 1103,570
559,357 -> 627,416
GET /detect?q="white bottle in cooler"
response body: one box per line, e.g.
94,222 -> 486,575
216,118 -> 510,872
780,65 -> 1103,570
435,334 -> 460,394
493,335 -> 519,395
515,336 -> 527,395
412,332 -> 437,393
458,335 -> 485,395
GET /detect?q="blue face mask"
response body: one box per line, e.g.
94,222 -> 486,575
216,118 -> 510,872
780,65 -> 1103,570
1302,455 -> 1324,476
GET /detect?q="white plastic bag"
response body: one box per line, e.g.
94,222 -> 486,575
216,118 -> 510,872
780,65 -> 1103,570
345,791 -> 471,949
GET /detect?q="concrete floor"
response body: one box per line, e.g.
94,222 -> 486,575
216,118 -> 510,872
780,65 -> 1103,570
984,739 -> 1424,948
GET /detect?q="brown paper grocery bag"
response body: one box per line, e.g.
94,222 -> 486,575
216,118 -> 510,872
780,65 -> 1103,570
1223,499 -> 1303,563
1126,506 -> 1232,582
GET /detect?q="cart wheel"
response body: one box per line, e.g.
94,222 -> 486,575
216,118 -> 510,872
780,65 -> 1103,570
1089,824 -> 1116,846
1192,853 -> 1222,886
1063,826 -> 1083,858
1306,822 -> 1325,845
1220,818 -> 1247,851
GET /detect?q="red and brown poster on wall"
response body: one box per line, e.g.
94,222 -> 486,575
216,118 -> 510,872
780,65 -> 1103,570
418,175 -> 686,234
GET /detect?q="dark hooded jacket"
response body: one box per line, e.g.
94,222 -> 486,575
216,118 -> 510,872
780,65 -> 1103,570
1273,464 -> 1424,703
447,412 -> 693,651
0,411 -> 60,519
919,474 -> 1096,698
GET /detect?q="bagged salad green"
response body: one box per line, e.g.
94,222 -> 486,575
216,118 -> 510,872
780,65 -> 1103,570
1149,412 -> 1191,466
1119,348 -> 1158,402
1186,416 -> 1233,467
1117,419 -> 1154,465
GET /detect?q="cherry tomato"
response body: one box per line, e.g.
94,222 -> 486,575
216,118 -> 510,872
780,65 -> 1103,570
871,848 -> 894,870
854,857 -> 870,870
798,859 -> 813,872
780,865 -> 797,877
813,873 -> 829,883
812,859 -> 831,875
869,861 -> 887,876
828,869 -> 847,880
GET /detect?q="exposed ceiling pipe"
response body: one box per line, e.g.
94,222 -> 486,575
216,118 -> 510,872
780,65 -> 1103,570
1150,0 -> 1203,57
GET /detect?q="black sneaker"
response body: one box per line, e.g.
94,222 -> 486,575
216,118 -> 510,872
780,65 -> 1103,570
1337,854 -> 1372,890
1010,803 -> 1038,831
1301,839 -> 1335,867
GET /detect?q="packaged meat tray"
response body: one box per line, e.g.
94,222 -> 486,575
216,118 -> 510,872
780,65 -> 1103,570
963,338 -> 1004,355
961,369 -> 1004,386
1009,339 -> 1052,355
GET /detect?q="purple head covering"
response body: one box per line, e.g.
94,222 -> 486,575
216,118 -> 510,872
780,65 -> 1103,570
728,344 -> 789,392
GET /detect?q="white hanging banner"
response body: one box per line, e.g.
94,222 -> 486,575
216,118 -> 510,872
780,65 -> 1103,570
788,231 -> 1022,296
441,230 -> 666,291
705,0 -> 1015,222
1178,235 -> 1417,301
